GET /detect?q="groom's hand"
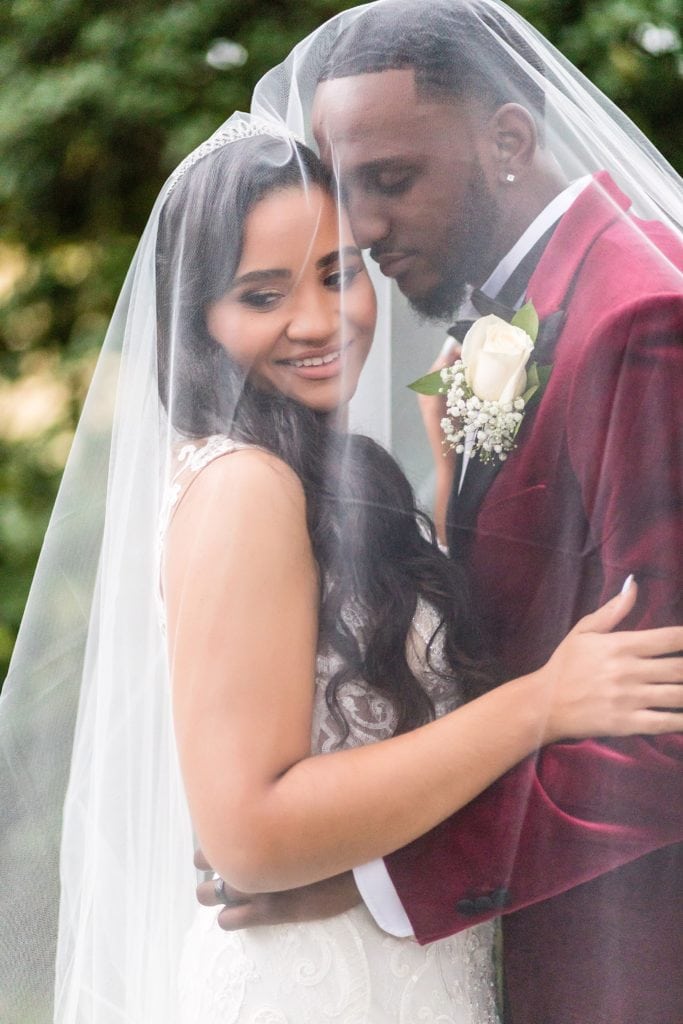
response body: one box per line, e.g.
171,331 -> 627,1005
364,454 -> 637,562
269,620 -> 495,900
417,337 -> 460,547
194,848 -> 361,930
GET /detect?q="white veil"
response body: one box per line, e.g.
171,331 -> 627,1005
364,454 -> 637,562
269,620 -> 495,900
252,0 -> 682,227
250,0 -> 682,500
0,1 -> 681,1021
0,113 -> 359,1022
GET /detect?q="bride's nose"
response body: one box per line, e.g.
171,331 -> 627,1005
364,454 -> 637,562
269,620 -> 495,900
285,285 -> 338,344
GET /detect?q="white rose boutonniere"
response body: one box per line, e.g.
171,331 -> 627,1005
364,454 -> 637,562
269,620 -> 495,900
462,315 -> 533,404
409,302 -> 551,464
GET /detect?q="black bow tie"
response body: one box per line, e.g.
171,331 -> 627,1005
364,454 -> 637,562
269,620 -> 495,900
447,290 -> 518,342
470,288 -> 518,320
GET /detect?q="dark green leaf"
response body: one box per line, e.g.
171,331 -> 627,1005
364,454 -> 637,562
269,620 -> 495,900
407,369 -> 446,395
511,301 -> 539,342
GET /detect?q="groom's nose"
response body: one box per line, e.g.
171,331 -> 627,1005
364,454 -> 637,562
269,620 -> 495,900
345,189 -> 392,250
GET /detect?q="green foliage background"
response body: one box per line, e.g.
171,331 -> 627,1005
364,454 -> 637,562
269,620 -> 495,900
1,0 -> 682,680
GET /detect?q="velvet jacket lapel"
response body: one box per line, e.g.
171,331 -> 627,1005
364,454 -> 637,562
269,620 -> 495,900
447,172 -> 633,561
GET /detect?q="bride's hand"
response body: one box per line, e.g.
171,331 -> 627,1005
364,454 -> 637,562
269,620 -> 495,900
537,579 -> 683,743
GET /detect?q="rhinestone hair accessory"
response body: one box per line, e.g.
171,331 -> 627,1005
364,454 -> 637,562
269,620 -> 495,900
165,118 -> 294,196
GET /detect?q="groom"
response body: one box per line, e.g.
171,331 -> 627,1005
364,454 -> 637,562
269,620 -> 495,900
204,3 -> 683,1021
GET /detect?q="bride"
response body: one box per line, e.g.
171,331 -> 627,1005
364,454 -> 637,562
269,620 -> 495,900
1,117 -> 682,1024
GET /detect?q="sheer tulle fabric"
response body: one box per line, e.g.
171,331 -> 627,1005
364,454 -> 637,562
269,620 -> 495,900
0,118 -> 333,1022
252,1 -> 682,230
0,1 -> 680,1021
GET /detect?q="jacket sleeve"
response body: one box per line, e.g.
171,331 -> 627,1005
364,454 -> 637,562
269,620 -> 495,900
385,294 -> 683,944
568,294 -> 683,623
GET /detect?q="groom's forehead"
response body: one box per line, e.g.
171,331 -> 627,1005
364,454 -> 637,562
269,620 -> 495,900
313,70 -> 415,139
312,70 -> 457,165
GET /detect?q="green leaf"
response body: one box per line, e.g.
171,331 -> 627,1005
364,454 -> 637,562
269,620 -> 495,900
511,301 -> 539,343
526,362 -> 540,389
407,369 -> 446,395
537,364 -> 553,388
520,361 -> 538,403
521,361 -> 552,406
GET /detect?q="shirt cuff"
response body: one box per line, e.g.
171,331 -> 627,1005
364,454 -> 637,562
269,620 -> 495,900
353,859 -> 415,937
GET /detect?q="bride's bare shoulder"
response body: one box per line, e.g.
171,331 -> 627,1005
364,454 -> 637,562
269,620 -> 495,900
163,441 -> 318,688
186,444 -> 303,507
167,442 -> 308,556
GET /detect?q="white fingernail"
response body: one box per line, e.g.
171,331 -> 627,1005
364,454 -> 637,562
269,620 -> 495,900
620,573 -> 635,594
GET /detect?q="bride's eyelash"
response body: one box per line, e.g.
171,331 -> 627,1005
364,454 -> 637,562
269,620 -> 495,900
238,265 -> 362,306
324,265 -> 362,289
239,290 -> 283,310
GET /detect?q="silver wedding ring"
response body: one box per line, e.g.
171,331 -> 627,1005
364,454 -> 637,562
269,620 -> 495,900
214,875 -> 226,902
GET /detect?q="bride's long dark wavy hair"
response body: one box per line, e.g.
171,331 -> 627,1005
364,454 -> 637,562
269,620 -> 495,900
157,133 -> 495,743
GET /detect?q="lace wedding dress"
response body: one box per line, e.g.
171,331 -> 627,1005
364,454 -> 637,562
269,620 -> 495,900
170,437 -> 500,1024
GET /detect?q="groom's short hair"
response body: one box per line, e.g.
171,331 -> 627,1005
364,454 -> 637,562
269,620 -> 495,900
319,0 -> 546,129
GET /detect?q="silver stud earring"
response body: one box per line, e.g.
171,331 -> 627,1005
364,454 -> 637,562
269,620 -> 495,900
504,172 -> 516,184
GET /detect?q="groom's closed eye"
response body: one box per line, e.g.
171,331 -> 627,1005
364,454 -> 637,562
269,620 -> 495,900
363,164 -> 418,197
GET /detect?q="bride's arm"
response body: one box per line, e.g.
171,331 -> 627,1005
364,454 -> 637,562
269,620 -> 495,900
166,449 -> 683,894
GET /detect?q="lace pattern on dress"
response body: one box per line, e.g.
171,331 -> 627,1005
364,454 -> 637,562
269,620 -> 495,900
312,596 -> 462,754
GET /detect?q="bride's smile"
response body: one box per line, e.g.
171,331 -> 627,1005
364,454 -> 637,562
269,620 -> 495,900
275,338 -> 353,375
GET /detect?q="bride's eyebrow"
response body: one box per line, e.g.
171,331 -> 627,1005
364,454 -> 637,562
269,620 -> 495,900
316,246 -> 362,270
231,268 -> 291,287
232,246 -> 362,287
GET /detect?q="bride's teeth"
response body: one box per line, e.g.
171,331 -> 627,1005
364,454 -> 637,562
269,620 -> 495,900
289,350 -> 340,368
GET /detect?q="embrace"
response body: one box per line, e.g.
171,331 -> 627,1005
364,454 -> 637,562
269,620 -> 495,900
1,2 -> 682,1024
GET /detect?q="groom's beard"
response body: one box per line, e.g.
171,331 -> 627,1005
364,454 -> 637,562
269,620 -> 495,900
409,164 -> 501,322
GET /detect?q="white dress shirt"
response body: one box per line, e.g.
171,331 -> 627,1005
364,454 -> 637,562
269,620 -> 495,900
353,175 -> 591,938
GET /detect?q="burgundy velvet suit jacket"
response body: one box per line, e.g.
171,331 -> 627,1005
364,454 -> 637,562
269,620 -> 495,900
385,174 -> 683,1024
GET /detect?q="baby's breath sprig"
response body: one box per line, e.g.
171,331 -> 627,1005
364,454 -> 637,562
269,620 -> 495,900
439,365 -> 526,462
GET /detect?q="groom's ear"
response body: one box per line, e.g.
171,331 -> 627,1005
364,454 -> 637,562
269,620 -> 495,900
480,103 -> 538,186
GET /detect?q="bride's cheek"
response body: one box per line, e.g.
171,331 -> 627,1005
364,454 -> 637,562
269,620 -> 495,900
349,286 -> 376,338
360,287 -> 378,337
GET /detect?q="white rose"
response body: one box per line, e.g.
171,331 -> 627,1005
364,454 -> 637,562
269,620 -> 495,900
461,314 -> 534,404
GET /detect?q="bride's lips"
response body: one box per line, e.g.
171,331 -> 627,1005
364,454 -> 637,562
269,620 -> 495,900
276,342 -> 352,380
376,252 -> 416,279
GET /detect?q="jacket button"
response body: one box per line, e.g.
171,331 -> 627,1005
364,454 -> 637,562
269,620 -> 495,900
456,889 -> 511,916
455,898 -> 476,915
491,887 -> 510,909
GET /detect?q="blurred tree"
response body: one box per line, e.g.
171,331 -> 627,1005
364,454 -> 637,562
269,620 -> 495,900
1,0 -> 681,681
514,0 -> 682,162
